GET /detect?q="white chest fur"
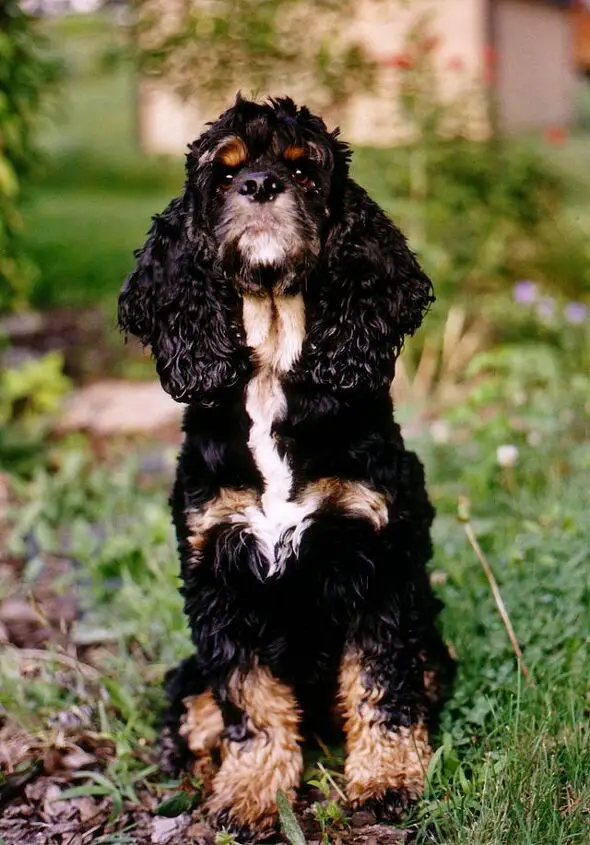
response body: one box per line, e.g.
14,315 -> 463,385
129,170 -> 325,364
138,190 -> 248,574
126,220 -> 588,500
186,295 -> 389,577
242,294 -> 314,575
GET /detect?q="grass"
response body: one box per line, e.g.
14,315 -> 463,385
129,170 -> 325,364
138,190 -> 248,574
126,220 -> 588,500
420,439 -> 590,843
21,13 -> 183,311
2,391 -> 589,844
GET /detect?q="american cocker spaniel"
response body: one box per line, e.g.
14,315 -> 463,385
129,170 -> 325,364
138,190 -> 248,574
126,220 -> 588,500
118,94 -> 454,840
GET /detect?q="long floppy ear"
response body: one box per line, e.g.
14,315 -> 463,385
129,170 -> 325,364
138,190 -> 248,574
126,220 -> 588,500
118,194 -> 249,403
297,180 -> 434,392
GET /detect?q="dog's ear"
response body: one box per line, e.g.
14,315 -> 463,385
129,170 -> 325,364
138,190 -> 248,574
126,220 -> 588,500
118,194 -> 249,404
299,181 -> 434,392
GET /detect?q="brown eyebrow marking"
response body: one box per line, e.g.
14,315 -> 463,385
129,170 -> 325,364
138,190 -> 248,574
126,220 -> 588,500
283,145 -> 307,162
216,136 -> 249,167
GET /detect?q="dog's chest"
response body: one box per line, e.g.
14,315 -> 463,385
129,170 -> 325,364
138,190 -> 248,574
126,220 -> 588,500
242,294 -> 308,574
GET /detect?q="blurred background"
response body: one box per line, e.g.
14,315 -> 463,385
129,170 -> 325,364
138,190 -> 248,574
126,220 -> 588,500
1,0 -> 589,448
0,2 -> 589,843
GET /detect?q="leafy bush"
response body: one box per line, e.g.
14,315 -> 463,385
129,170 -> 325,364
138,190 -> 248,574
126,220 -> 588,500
353,16 -> 589,312
355,138 -> 589,322
134,0 -> 377,112
0,1 -> 61,313
0,351 -> 70,429
0,352 -> 71,472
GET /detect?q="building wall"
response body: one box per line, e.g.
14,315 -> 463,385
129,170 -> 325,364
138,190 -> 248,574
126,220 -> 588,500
494,0 -> 575,131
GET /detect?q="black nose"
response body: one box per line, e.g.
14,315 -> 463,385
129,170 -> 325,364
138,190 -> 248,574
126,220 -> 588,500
238,172 -> 284,202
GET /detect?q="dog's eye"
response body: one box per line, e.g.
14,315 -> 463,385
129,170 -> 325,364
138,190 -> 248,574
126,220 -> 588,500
292,168 -> 315,191
219,171 -> 235,191
214,162 -> 239,192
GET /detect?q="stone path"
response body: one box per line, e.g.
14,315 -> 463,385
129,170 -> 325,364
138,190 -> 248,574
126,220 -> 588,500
58,380 -> 183,435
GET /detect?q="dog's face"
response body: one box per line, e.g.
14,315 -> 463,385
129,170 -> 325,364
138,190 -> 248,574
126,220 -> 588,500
119,95 -> 434,403
188,97 -> 344,295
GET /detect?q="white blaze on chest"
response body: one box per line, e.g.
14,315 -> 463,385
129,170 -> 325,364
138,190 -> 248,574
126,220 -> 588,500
185,298 -> 389,578
243,293 -> 313,574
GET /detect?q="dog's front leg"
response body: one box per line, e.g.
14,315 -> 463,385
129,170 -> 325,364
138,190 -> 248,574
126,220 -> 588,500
180,524 -> 303,838
205,663 -> 303,839
338,631 -> 432,820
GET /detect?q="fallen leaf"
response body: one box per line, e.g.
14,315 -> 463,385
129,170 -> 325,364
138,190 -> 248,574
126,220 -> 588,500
42,782 -> 71,819
0,598 -> 39,624
152,815 -> 181,844
186,822 -> 215,844
73,795 -> 102,822
61,750 -> 98,771
151,813 -> 191,844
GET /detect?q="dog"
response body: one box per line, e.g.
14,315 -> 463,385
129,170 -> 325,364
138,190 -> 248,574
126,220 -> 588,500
118,94 -> 454,839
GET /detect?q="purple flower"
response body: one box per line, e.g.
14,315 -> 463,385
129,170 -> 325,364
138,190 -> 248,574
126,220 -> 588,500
513,280 -> 538,304
536,297 -> 555,320
564,302 -> 588,325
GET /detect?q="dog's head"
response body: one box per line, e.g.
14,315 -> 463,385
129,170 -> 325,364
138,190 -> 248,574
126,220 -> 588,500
119,95 -> 433,404
190,95 -> 348,295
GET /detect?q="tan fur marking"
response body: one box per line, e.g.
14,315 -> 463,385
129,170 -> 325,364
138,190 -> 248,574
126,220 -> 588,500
217,136 -> 249,168
186,488 -> 260,554
243,293 -> 306,372
339,648 -> 432,807
423,668 -> 439,704
283,145 -> 307,161
206,665 -> 303,830
300,478 -> 389,530
242,294 -> 308,576
180,690 -> 224,755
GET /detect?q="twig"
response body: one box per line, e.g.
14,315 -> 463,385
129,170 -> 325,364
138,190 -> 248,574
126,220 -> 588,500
1,645 -> 101,682
458,497 -> 535,688
316,762 -> 347,804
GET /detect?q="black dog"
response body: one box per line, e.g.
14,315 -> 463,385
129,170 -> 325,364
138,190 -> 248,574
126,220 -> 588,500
118,95 -> 454,838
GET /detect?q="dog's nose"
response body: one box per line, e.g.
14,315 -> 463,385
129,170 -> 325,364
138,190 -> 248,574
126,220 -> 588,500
238,172 -> 284,202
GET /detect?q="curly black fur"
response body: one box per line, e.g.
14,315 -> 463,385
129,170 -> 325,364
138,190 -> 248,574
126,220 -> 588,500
119,95 -> 454,837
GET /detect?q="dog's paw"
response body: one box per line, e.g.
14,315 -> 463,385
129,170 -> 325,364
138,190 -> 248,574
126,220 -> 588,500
355,786 -> 418,823
209,807 -> 277,842
158,725 -> 189,777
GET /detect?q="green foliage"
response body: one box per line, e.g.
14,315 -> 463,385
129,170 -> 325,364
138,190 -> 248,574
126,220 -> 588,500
355,139 -> 589,315
135,0 -> 377,110
0,352 -> 70,430
413,365 -> 590,843
19,15 -> 182,311
155,786 -> 202,817
215,831 -> 240,845
0,352 -> 71,472
312,795 -> 348,844
277,789 -> 307,845
57,770 -> 135,821
306,764 -> 348,843
6,445 -> 188,662
352,15 -> 590,310
1,343 -> 588,842
0,1 -> 61,312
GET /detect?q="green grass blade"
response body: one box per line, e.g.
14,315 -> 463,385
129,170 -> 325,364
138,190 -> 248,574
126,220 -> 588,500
277,789 -> 306,845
